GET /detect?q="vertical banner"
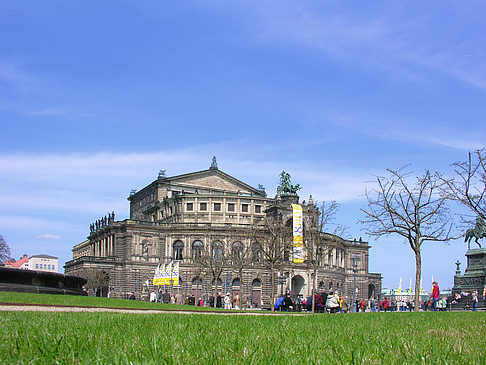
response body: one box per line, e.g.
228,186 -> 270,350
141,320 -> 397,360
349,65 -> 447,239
160,263 -> 166,286
292,204 -> 303,264
153,264 -> 160,286
165,262 -> 172,285
172,262 -> 179,286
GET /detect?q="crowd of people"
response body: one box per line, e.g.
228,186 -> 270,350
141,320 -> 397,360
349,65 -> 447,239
140,281 -> 486,312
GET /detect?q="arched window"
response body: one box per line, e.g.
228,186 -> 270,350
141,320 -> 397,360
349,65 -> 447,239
212,241 -> 223,262
192,277 -> 202,286
232,241 -> 243,261
192,240 -> 203,259
173,240 -> 184,261
252,279 -> 262,288
232,278 -> 241,287
212,278 -> 223,288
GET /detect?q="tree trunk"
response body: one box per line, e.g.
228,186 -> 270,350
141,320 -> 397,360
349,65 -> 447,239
414,250 -> 421,312
270,264 -> 275,312
312,268 -> 316,313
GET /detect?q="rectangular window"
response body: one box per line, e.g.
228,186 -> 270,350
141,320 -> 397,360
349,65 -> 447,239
35,264 -> 39,269
228,203 -> 235,212
255,205 -> 261,213
53,265 -> 56,271
200,202 -> 207,211
241,204 -> 249,212
214,203 -> 221,211
186,203 -> 193,211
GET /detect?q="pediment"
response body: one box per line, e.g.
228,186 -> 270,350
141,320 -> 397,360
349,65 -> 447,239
167,169 -> 263,196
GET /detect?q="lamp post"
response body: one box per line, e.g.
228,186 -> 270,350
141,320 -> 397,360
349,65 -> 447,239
351,254 -> 360,313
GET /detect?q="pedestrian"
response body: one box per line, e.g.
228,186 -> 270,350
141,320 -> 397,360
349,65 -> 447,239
129,292 -> 136,300
224,292 -> 232,309
175,291 -> 184,305
162,289 -> 170,304
430,281 -> 440,311
472,290 -> 478,312
234,293 -> 240,310
149,290 -> 156,302
326,291 -> 340,313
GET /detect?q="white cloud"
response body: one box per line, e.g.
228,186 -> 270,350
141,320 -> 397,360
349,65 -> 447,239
37,233 -> 61,240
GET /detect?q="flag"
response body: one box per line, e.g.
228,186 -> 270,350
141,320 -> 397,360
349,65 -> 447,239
397,277 -> 402,294
159,263 -> 166,286
165,262 -> 172,285
172,262 -> 179,286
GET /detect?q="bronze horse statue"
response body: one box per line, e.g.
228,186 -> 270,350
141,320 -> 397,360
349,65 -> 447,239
465,216 -> 486,249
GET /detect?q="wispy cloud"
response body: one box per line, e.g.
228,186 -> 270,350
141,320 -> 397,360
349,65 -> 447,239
230,2 -> 486,89
37,233 -> 61,240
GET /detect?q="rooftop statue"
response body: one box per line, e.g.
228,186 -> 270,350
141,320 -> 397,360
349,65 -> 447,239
210,156 -> 218,170
465,215 -> 486,249
277,171 -> 301,195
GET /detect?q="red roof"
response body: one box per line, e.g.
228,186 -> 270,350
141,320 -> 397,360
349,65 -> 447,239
4,254 -> 29,268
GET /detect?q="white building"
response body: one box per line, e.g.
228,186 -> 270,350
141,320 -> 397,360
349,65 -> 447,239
29,254 -> 58,272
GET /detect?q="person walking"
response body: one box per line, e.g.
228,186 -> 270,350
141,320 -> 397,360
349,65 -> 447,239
224,292 -> 232,310
233,293 -> 241,310
472,290 -> 478,312
430,281 -> 440,311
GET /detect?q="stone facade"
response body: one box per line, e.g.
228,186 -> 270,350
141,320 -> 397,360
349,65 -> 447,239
65,163 -> 381,305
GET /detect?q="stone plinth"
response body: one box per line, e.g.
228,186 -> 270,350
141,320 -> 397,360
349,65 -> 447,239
453,248 -> 486,294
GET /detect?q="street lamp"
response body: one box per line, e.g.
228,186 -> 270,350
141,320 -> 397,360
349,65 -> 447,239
351,254 -> 360,313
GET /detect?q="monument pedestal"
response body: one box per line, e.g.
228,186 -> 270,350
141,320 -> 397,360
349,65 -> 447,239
453,248 -> 486,294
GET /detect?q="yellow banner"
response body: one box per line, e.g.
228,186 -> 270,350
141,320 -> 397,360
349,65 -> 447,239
292,204 -> 303,263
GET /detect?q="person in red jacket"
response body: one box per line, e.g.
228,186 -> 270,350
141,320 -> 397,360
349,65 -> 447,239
430,281 -> 440,311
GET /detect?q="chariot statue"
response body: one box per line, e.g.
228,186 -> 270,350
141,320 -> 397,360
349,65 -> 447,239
277,171 -> 301,195
465,215 -> 486,249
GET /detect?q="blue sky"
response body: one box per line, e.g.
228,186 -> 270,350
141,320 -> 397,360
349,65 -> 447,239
1,1 -> 485,290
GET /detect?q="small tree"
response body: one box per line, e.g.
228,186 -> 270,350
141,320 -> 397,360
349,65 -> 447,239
361,168 -> 457,311
0,234 -> 11,263
249,217 -> 292,311
303,201 -> 338,313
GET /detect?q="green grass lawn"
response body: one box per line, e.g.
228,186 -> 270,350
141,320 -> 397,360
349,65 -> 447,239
0,291 -> 230,312
1,292 -> 485,364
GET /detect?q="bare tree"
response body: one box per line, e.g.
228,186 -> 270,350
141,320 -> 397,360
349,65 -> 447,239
443,149 -> 486,222
361,168 -> 458,311
83,269 -> 110,296
0,234 -> 11,263
303,201 -> 338,313
193,238 -> 229,308
249,217 -> 292,311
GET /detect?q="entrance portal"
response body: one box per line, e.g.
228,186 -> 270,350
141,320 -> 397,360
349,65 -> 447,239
291,275 -> 305,297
